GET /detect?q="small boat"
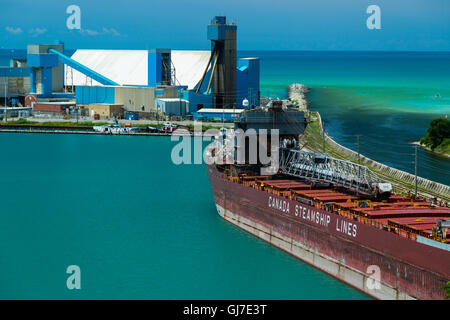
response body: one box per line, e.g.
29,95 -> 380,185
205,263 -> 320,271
147,126 -> 163,133
162,122 -> 177,133
93,120 -> 140,134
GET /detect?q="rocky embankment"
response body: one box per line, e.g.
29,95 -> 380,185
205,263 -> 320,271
287,83 -> 310,111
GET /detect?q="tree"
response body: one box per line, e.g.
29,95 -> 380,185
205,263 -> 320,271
440,280 -> 450,300
420,118 -> 450,150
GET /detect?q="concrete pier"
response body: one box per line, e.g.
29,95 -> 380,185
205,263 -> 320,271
287,83 -> 310,111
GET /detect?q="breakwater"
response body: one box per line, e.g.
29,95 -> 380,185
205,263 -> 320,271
287,83 -> 310,111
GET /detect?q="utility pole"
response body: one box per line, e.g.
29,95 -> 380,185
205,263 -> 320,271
322,119 -> 325,154
414,145 -> 418,199
178,90 -> 182,120
356,135 -> 361,185
356,135 -> 361,166
4,82 -> 7,123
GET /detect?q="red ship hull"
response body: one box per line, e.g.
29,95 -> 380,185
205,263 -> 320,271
207,164 -> 450,300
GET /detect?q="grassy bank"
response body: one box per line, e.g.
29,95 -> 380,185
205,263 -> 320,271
0,119 -> 109,127
302,112 -> 449,200
434,141 -> 450,155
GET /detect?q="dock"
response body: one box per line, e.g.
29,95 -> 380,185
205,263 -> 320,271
0,126 -> 217,137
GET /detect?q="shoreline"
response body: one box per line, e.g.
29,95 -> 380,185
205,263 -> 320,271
409,141 -> 450,159
303,112 -> 450,202
0,128 -> 217,137
0,118 -> 232,136
0,125 -> 219,137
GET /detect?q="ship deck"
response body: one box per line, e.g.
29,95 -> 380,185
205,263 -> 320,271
228,173 -> 450,244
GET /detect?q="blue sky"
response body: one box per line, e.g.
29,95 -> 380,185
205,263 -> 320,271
1,0 -> 449,51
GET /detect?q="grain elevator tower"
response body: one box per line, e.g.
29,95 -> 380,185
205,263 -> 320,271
207,16 -> 237,109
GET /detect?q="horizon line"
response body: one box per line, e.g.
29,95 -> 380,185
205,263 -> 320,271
1,48 -> 450,53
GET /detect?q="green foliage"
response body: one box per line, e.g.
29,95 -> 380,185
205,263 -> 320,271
420,118 -> 450,151
0,119 -> 108,127
440,280 -> 450,300
0,118 -> 37,125
11,118 -> 34,124
434,138 -> 450,154
0,118 -> 226,132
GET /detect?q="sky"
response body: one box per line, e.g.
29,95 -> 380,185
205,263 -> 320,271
1,0 -> 449,51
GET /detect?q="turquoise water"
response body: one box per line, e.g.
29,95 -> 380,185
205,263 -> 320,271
1,51 -> 448,299
2,50 -> 449,184
242,51 -> 450,185
0,133 -> 368,299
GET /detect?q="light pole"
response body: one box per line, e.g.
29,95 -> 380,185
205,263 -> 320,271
414,145 -> 418,199
4,82 -> 7,123
322,119 -> 325,154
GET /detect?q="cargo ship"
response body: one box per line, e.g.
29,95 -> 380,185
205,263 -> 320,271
205,102 -> 450,300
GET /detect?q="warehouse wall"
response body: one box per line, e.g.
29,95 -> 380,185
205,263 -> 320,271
155,99 -> 187,116
0,77 -> 31,95
75,86 -> 115,105
236,58 -> 260,108
114,86 -> 178,112
84,104 -> 124,118
180,90 -> 213,113
115,87 -> 154,112
75,85 -> 179,113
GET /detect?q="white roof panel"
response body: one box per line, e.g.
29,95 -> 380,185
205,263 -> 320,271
65,50 -> 148,86
171,50 -> 211,90
65,49 -> 211,89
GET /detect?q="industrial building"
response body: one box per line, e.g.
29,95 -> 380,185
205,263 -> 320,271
155,98 -> 189,116
33,101 -> 75,114
0,16 -> 260,121
193,108 -> 245,121
75,85 -> 179,116
82,104 -> 124,119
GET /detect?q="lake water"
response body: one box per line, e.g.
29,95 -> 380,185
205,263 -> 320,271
0,133 -> 368,299
1,50 -> 449,299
